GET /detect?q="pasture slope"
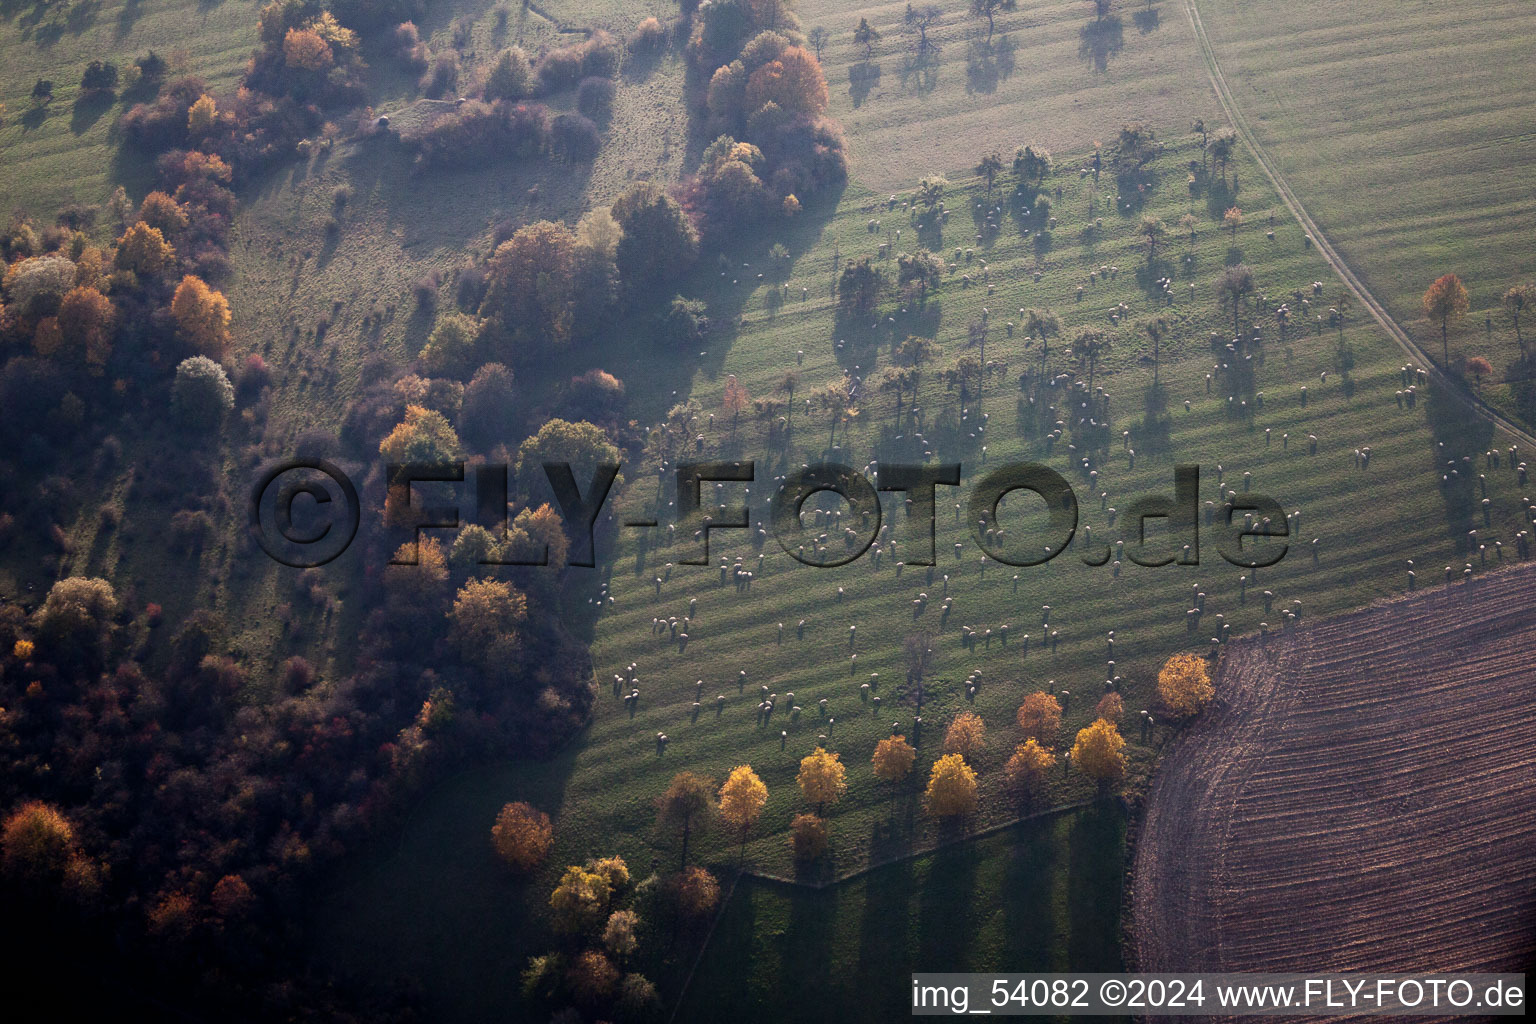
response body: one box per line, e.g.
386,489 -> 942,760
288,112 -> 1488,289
1133,563 -> 1536,1012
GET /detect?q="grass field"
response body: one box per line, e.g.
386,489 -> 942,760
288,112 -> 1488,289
1191,0 -> 1536,420
680,805 -> 1126,1022
5,0 -> 1534,1017
315,133 -> 1533,1015
0,0 -> 257,214
800,0 -> 1211,189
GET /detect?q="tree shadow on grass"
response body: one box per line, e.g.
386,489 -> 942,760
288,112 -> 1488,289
965,34 -> 1016,95
849,60 -> 881,108
1133,5 -> 1161,34
1079,15 -> 1124,73
1001,818 -> 1060,968
1066,802 -> 1125,970
1424,377 -> 1494,550
899,52 -> 940,95
916,835 -> 980,968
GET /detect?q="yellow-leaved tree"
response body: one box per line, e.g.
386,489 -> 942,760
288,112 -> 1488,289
1070,719 -> 1126,791
549,864 -> 610,935
717,765 -> 767,859
871,735 -> 916,784
796,746 -> 847,814
1157,653 -> 1213,718
924,752 -> 978,820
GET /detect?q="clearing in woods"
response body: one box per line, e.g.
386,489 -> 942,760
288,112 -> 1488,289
1133,563 -> 1536,980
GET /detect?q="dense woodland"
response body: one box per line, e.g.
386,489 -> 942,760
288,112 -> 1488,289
0,0 -> 856,1019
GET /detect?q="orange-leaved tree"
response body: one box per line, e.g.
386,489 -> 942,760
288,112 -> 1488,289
657,770 -> 713,869
943,710 -> 986,761
1016,691 -> 1062,744
1003,738 -> 1056,805
491,801 -> 553,873
1423,272 -> 1470,364
171,275 -> 232,358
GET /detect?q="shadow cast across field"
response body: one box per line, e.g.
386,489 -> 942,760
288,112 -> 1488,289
1079,15 -> 1125,73
676,805 -> 1126,1023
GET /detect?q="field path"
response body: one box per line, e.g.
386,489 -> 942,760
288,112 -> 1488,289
1132,564 -> 1536,1003
1181,0 -> 1536,450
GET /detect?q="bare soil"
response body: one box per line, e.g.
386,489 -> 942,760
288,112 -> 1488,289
1132,565 -> 1536,1011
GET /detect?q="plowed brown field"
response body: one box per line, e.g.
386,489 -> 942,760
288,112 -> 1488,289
1133,566 -> 1536,1004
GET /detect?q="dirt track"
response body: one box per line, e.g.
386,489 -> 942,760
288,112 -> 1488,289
1132,566 -> 1536,1007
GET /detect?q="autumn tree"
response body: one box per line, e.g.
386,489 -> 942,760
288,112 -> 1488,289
1223,206 -> 1243,239
480,220 -> 579,350
568,949 -> 619,1007
1071,718 -> 1127,790
380,404 -> 461,464
603,909 -> 640,961
187,93 -> 217,135
718,765 -> 768,858
721,373 -> 751,435
492,801 -> 554,872
668,865 -> 720,921
1070,326 -> 1112,390
513,417 -> 621,495
658,771 -> 714,869
943,711 -> 986,761
1422,272 -> 1470,364
1095,692 -> 1125,723
138,191 -> 188,237
420,312 -> 483,378
797,747 -> 848,814
550,864 -> 611,935
0,802 -> 76,883
790,813 -> 829,861
871,735 -> 917,783
744,46 -> 829,116
53,286 -> 115,372
925,753 -> 978,819
1157,653 -> 1213,717
448,577 -> 528,668
1015,691 -> 1062,744
969,0 -> 1016,42
284,28 -> 334,71
170,275 -> 232,357
1503,283 -> 1533,354
115,222 -> 175,277
1003,739 -> 1056,805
